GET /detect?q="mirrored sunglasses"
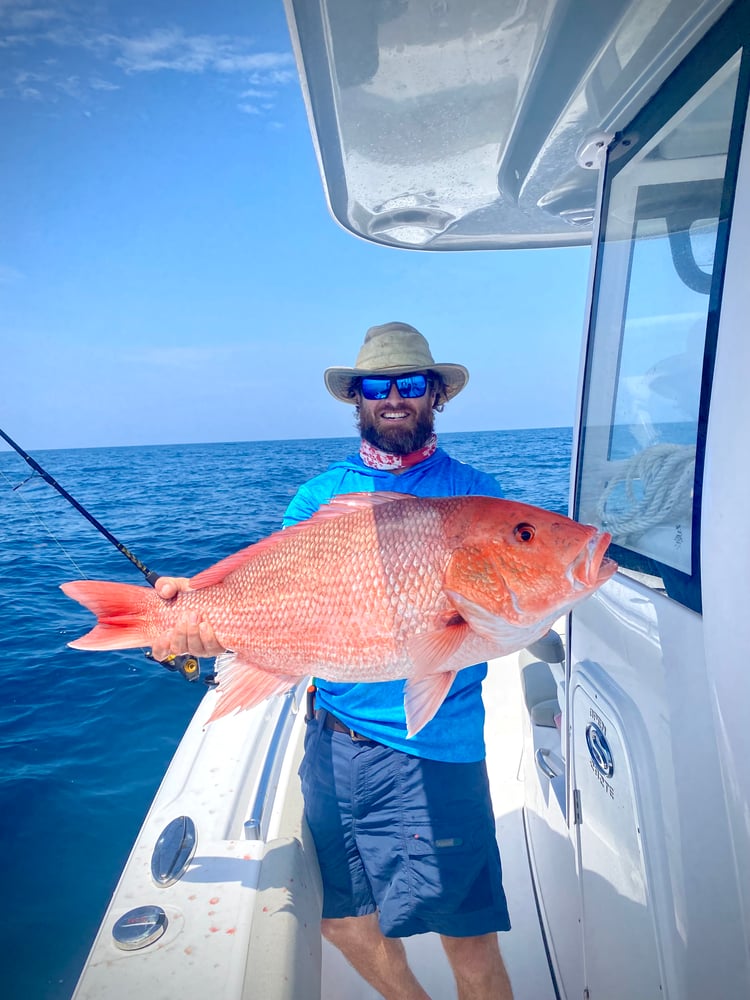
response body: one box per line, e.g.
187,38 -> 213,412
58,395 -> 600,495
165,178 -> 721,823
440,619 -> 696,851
358,373 -> 429,400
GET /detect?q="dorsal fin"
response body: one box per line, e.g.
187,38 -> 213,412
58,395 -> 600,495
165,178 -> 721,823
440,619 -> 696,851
189,542 -> 264,590
189,491 -> 417,590
311,491 -> 416,519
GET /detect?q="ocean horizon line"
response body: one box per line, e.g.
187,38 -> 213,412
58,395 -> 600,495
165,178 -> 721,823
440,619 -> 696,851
0,425 -> 575,457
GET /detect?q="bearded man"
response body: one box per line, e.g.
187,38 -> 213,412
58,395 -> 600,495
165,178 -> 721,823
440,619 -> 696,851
153,323 -> 515,1000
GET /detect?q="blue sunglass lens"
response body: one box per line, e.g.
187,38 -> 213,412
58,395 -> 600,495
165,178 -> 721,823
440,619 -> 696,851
360,374 -> 428,400
359,378 -> 390,399
397,375 -> 428,398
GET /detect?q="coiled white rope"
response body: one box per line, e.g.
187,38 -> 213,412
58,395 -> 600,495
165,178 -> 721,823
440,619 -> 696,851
596,443 -> 696,542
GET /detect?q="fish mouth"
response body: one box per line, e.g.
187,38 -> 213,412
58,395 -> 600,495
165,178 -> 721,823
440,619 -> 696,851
569,530 -> 617,590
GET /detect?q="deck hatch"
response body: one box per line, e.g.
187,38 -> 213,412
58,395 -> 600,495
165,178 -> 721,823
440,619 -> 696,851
150,815 -> 197,887
112,905 -> 168,951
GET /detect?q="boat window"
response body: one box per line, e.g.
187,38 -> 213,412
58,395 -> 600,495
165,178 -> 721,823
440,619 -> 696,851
576,27 -> 748,612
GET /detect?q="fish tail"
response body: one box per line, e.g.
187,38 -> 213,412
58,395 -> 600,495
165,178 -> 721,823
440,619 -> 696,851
61,580 -> 156,650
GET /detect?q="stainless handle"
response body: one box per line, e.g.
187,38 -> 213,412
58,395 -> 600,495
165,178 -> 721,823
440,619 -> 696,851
535,747 -> 564,780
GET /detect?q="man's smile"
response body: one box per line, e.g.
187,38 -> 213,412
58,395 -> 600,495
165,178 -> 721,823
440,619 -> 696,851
379,409 -> 413,420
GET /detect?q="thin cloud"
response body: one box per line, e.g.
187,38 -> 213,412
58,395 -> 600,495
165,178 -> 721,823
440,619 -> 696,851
0,4 -> 295,114
99,27 -> 293,78
240,88 -> 275,100
55,72 -> 83,98
247,68 -> 296,85
88,75 -> 118,92
120,346 -> 238,368
238,85 -> 278,115
13,66 -> 45,98
0,1 -> 62,32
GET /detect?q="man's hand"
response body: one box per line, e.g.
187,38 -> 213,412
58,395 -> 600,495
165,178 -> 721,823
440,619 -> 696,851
150,577 -> 227,660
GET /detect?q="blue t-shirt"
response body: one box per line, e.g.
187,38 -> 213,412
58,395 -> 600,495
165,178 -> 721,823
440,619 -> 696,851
283,448 -> 504,762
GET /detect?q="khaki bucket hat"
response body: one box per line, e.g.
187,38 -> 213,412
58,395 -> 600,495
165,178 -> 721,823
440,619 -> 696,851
324,322 -> 469,404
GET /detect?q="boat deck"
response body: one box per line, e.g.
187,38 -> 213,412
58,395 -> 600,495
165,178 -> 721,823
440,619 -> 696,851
73,651 -> 557,999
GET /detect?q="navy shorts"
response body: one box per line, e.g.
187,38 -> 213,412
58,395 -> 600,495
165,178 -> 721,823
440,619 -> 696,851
298,713 -> 511,938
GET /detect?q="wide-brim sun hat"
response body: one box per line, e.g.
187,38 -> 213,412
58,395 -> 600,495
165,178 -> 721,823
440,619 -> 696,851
324,322 -> 470,404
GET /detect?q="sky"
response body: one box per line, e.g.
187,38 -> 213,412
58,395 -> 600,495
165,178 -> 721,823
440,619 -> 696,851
1,0 -> 593,451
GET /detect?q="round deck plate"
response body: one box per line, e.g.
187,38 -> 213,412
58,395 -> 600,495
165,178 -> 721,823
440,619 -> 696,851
112,905 -> 168,951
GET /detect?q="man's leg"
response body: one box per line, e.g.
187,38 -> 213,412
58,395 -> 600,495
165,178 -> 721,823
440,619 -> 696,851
440,932 -> 514,1000
322,913 -> 431,1000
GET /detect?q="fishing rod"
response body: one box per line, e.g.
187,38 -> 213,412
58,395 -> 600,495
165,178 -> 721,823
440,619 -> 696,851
0,425 -> 201,682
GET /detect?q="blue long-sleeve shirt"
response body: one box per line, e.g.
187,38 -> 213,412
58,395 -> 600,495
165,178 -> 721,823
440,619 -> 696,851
283,447 -> 503,762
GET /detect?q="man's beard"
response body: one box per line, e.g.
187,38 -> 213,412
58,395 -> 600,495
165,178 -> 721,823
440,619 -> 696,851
357,406 -> 435,455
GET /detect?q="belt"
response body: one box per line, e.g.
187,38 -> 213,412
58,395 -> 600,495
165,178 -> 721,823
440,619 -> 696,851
321,710 -> 375,743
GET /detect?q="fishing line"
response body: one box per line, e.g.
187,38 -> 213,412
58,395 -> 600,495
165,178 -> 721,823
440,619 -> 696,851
0,426 -> 160,585
0,426 -> 201,682
0,465 -> 90,581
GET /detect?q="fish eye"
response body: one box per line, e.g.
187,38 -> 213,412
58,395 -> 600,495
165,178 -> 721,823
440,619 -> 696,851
513,522 -> 536,543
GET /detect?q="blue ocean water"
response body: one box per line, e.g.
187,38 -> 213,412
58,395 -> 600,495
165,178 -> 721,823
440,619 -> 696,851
0,428 -> 571,999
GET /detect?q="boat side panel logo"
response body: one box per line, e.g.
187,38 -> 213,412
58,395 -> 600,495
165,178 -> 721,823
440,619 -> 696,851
586,722 -> 614,778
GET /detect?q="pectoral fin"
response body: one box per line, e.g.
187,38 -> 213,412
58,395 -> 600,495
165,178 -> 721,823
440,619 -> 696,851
407,620 -> 471,677
404,672 -> 457,737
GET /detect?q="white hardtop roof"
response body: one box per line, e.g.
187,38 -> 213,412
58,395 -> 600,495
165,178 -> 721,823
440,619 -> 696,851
284,0 -> 733,250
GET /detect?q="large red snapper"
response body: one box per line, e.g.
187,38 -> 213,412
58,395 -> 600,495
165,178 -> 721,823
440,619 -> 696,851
61,492 -> 616,736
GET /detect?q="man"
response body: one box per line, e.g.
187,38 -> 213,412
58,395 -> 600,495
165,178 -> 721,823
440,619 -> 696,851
152,323 -> 514,1000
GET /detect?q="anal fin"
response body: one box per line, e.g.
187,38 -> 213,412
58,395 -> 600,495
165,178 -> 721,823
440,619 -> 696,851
207,651 -> 301,723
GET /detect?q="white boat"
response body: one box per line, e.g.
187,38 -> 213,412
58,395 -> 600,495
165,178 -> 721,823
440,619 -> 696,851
73,1 -> 750,997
